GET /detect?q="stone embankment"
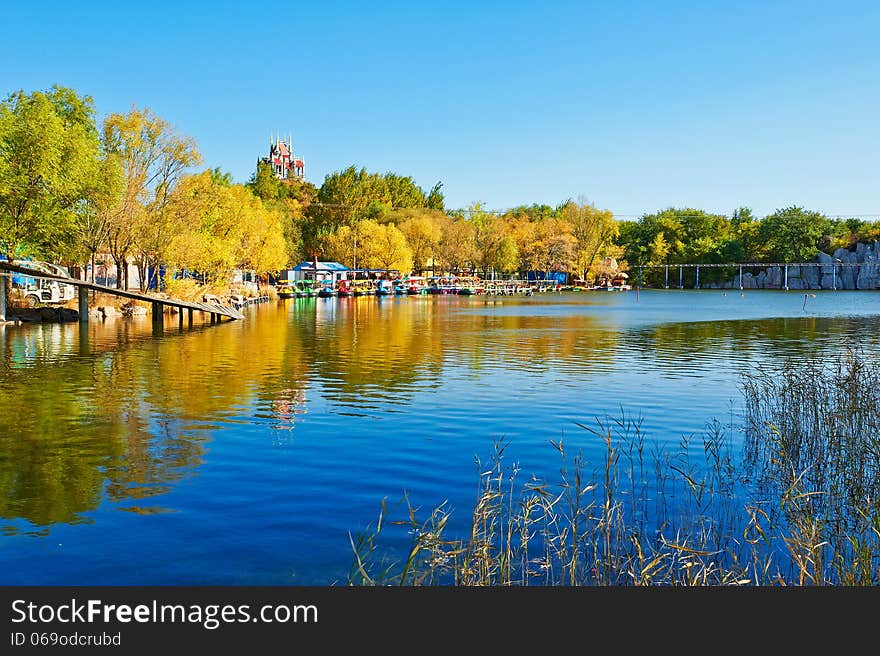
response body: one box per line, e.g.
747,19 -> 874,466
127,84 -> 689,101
2,301 -> 149,324
703,242 -> 880,290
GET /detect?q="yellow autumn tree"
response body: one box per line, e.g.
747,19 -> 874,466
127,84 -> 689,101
396,210 -> 443,274
164,172 -> 287,284
102,106 -> 201,290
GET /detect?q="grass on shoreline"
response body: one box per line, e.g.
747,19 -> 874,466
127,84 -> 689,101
349,348 -> 880,586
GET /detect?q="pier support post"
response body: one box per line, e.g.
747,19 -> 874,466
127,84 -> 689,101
679,266 -> 683,289
695,265 -> 700,289
152,301 -> 163,325
78,321 -> 89,352
784,264 -> 789,290
832,266 -> 836,290
739,265 -> 743,290
665,265 -> 669,289
178,308 -> 184,329
0,275 -> 6,322
188,308 -> 193,327
78,286 -> 89,323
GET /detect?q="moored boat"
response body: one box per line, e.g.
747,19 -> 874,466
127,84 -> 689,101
275,280 -> 296,299
294,280 -> 316,298
404,276 -> 428,295
375,279 -> 393,296
455,276 -> 479,295
428,276 -> 457,294
353,279 -> 375,296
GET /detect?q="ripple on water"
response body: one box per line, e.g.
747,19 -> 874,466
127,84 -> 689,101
3,291 -> 880,583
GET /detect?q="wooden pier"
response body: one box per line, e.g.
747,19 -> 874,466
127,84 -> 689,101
481,279 -> 557,295
0,261 -> 245,324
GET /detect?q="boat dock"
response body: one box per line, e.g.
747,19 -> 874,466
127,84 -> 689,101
0,261 -> 246,325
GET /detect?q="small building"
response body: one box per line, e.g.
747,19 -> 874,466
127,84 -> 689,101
286,261 -> 350,284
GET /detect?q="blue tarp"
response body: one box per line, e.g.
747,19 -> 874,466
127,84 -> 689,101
147,265 -> 167,290
526,271 -> 567,284
0,256 -> 36,286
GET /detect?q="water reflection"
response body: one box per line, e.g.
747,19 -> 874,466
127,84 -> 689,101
1,291 -> 880,538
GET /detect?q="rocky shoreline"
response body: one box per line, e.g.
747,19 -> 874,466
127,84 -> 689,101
700,242 -> 880,290
1,301 -> 149,325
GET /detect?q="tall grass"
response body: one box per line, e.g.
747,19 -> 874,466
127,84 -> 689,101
349,348 -> 880,586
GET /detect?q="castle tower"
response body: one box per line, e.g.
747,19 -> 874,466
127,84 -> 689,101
259,133 -> 305,181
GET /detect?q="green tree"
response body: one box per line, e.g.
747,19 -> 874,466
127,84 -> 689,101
728,206 -> 761,262
559,199 -> 618,280
304,166 -> 443,256
470,203 -> 518,275
73,153 -> 124,282
758,206 -> 832,262
0,86 -> 103,262
425,182 -> 445,211
210,167 -> 233,187
248,161 -> 286,201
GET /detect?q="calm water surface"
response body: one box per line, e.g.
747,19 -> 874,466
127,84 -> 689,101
2,289 -> 880,584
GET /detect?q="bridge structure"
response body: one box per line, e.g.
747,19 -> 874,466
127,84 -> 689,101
632,261 -> 861,290
0,261 -> 245,325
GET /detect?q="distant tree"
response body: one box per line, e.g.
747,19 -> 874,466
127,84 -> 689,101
248,161 -> 286,201
425,182 -> 445,211
758,206 -> 832,262
370,222 -> 413,273
304,165 -> 443,257
470,203 -> 518,275
729,206 -> 761,261
210,167 -> 233,186
437,218 -> 477,274
504,203 -> 559,222
558,199 -> 618,280
397,210 -> 443,274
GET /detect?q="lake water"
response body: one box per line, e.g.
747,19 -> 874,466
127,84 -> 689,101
2,289 -> 880,584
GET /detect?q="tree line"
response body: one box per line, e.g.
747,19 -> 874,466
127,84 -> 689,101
0,86 -> 289,291
3,85 -> 878,293
618,207 -> 880,285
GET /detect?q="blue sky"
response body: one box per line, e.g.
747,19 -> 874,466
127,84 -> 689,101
3,1 -> 878,218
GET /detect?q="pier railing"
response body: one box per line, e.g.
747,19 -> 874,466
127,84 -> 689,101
632,261 -> 867,290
